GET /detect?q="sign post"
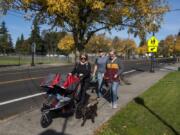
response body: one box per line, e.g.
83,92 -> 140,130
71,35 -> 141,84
147,36 -> 159,73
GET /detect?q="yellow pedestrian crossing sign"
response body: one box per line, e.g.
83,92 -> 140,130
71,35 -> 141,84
148,46 -> 158,53
148,36 -> 159,47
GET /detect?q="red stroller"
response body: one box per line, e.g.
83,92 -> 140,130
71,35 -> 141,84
40,73 -> 82,128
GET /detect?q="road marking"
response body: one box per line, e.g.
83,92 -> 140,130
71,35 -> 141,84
123,70 -> 136,75
0,69 -> 136,106
0,76 -> 45,85
0,65 -> 71,76
0,92 -> 46,106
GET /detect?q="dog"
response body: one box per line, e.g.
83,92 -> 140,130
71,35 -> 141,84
81,95 -> 98,126
75,92 -> 98,126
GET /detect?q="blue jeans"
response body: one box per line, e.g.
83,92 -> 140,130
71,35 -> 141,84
109,82 -> 119,105
97,72 -> 104,97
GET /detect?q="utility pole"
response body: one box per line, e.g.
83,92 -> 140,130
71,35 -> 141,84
31,42 -> 36,66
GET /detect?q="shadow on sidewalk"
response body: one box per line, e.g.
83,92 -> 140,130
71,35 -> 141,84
134,97 -> 180,135
39,116 -> 71,135
39,129 -> 71,135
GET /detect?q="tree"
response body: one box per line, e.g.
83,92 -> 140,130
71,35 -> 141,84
112,37 -> 123,55
0,21 -> 14,54
58,34 -> 75,55
42,30 -> 66,55
163,35 -> 174,56
16,34 -> 24,53
3,0 -> 168,54
136,45 -> 148,56
136,40 -> 148,56
85,34 -> 111,53
122,39 -> 137,59
158,34 -> 180,57
174,35 -> 180,56
7,34 -> 14,53
15,37 -> 21,52
20,39 -> 31,54
178,31 -> 180,36
15,34 -> 32,54
29,18 -> 44,55
112,37 -> 136,58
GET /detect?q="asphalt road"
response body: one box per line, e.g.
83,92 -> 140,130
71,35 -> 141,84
0,60 -> 159,120
0,65 -> 73,119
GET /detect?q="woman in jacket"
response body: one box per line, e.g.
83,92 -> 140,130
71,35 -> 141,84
69,53 -> 91,105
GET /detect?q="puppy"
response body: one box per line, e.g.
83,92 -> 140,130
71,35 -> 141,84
81,96 -> 98,126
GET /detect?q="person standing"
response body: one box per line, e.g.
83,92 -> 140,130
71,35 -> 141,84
104,50 -> 124,108
93,49 -> 108,98
69,53 -> 91,105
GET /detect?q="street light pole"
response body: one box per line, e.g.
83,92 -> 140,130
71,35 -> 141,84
31,43 -> 36,66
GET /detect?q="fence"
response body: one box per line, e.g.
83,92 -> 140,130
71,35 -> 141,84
0,55 -> 72,66
0,55 -> 179,68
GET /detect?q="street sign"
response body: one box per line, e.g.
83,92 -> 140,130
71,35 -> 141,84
148,36 -> 159,47
148,46 -> 158,53
31,43 -> 36,53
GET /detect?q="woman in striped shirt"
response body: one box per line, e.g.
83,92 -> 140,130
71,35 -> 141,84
104,50 -> 124,108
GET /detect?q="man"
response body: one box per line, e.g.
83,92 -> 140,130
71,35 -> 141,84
93,49 -> 108,98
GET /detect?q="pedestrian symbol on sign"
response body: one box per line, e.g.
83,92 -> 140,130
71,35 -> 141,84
148,36 -> 159,47
151,39 -> 155,45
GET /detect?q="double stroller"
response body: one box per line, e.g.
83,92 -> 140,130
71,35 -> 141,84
40,73 -> 83,128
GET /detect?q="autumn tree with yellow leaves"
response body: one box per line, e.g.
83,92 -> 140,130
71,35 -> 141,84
158,34 -> 180,57
2,0 -> 168,53
174,34 -> 180,56
112,36 -> 136,58
136,45 -> 148,56
58,34 -> 74,55
85,34 -> 111,53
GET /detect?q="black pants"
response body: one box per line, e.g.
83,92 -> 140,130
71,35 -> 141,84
79,78 -> 89,105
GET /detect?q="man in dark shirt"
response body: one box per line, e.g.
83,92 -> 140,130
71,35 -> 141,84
93,49 -> 108,98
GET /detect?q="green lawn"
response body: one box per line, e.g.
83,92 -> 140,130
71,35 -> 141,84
0,56 -> 29,65
95,72 -> 180,135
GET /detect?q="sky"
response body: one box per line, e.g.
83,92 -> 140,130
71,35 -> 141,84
0,0 -> 180,46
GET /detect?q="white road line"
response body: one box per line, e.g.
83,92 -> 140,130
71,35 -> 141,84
0,92 -> 46,106
123,70 -> 136,75
0,70 -> 136,106
0,76 -> 45,85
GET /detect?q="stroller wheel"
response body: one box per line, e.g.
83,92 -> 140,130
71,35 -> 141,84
40,112 -> 52,128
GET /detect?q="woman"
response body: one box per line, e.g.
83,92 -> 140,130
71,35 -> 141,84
69,53 -> 91,105
93,49 -> 108,98
104,50 -> 124,108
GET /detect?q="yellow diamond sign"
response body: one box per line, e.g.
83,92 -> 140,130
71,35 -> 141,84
148,46 -> 158,53
148,36 -> 159,47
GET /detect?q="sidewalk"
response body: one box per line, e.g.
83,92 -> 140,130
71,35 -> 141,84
0,69 -> 174,135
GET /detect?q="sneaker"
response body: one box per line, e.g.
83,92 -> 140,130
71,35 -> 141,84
112,103 -> 117,109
